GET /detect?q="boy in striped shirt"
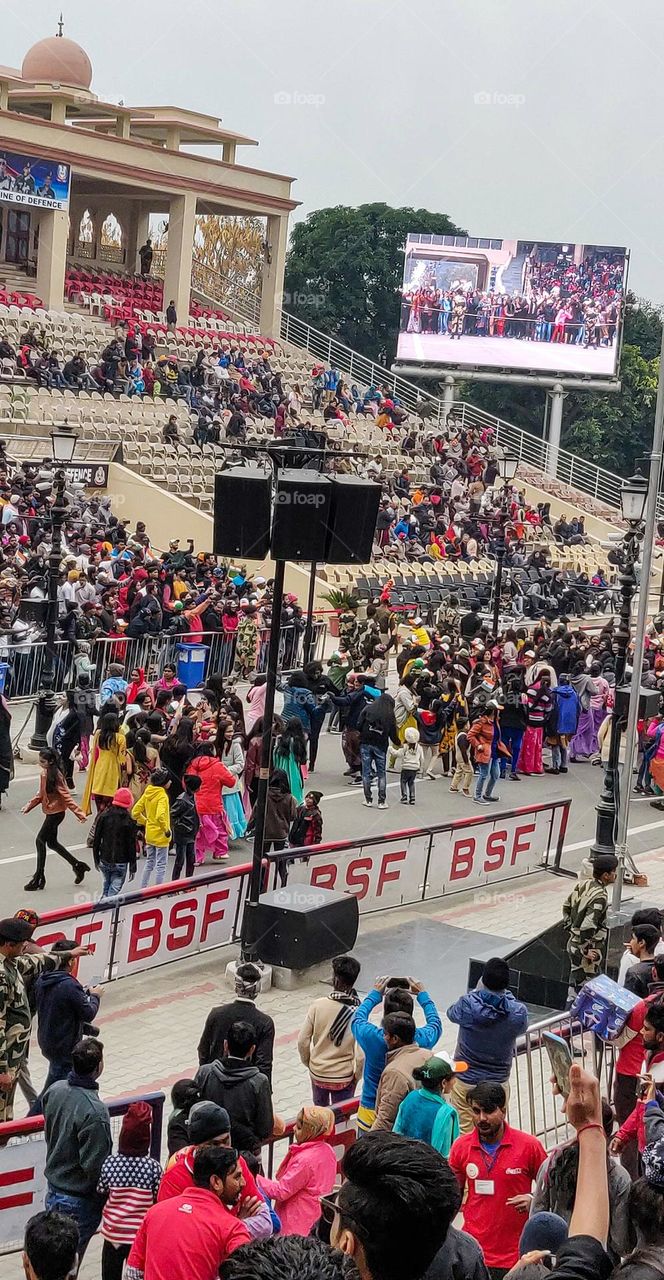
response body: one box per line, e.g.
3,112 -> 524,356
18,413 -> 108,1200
98,1102 -> 162,1280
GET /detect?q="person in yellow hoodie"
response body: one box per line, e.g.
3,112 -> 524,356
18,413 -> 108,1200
132,768 -> 172,888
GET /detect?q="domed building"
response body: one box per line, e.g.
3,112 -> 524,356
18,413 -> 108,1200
22,31 -> 93,92
0,22 -> 295,331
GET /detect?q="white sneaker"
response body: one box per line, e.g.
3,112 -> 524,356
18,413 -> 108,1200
378,801 -> 388,810
362,799 -> 373,807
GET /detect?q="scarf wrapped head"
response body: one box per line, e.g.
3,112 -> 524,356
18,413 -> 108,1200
297,1105 -> 335,1143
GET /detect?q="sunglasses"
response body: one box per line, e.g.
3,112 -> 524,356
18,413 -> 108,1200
319,1191 -> 340,1226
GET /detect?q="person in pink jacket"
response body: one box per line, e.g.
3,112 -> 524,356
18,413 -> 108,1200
258,1105 -> 337,1235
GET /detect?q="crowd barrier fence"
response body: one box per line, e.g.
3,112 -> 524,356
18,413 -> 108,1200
30,798 -> 570,988
2,621 -> 326,702
0,1092 -> 164,1254
510,1008 -> 615,1150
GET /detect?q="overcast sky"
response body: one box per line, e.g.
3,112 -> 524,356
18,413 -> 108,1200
8,0 -> 664,302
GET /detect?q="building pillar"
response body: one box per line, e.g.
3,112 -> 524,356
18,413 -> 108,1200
50,99 -> 67,125
259,212 -> 289,339
125,205 -> 151,276
222,141 -> 236,165
166,126 -> 181,151
163,193 -> 196,319
116,111 -> 131,139
36,209 -> 68,309
0,81 -> 9,111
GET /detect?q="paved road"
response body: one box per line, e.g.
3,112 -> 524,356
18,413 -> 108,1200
3,723 -> 662,916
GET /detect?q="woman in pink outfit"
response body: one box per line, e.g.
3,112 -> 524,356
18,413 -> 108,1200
258,1106 -> 337,1236
245,675 -> 267,732
186,744 -> 235,864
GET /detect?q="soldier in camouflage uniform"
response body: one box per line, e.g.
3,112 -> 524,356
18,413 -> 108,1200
337,606 -> 362,664
0,918 -> 86,1123
562,853 -> 618,999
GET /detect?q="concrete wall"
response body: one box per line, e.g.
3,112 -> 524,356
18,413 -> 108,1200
107,463 -> 323,602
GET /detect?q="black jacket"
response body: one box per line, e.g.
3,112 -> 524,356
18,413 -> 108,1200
35,970 -> 100,1064
92,806 -> 138,872
198,999 -> 275,1085
424,1226 -> 490,1280
194,1057 -> 273,1153
170,792 -> 200,842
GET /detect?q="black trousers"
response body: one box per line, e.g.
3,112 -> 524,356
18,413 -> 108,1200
614,1070 -> 640,1180
35,812 -> 79,877
102,1241 -> 131,1280
173,840 -> 195,878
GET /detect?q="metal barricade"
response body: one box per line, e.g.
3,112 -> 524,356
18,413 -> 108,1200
263,1098 -> 358,1177
0,1091 -> 164,1254
4,620 -> 327,702
509,1010 -> 615,1150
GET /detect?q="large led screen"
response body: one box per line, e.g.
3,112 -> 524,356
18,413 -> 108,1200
396,235 -> 628,379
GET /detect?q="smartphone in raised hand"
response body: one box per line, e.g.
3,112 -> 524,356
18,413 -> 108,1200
543,1031 -> 573,1099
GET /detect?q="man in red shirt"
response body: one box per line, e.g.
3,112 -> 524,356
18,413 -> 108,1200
159,1101 -> 272,1241
126,1146 -> 249,1280
613,954 -> 664,1176
447,1081 -> 546,1280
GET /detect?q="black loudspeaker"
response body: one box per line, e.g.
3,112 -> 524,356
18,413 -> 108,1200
271,469 -> 332,561
213,467 -> 271,559
614,684 -> 661,721
247,885 -> 359,969
325,475 -> 381,564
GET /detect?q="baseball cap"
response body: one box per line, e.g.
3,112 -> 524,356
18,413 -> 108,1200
419,1053 -> 468,1082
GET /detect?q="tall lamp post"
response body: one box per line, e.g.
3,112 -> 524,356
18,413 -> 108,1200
491,452 -> 518,637
29,428 -> 79,751
589,471 -> 649,863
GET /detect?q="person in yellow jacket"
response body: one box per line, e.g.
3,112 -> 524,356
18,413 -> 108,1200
82,710 -> 127,821
132,769 -> 172,888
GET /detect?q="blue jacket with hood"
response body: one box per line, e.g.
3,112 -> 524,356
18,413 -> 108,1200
35,969 -> 100,1064
351,988 -> 442,1110
552,682 -> 581,737
446,984 -> 528,1083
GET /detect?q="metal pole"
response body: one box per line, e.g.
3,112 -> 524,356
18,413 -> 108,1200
241,558 -> 286,955
302,561 -> 318,666
29,469 -> 66,750
546,382 -> 565,479
612,325 -> 664,909
442,374 -> 455,423
492,541 -> 505,638
589,551 -> 636,862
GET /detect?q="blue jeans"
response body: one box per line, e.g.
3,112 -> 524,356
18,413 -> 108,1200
475,757 -> 500,799
500,726 -> 524,776
141,845 -> 168,887
311,1081 -> 356,1107
100,861 -> 128,897
45,1187 -> 103,1260
360,744 -> 387,803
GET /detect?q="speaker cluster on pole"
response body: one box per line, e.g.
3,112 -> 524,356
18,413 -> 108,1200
213,466 -> 381,565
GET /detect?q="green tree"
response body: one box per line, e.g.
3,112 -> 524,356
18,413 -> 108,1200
284,203 -> 466,362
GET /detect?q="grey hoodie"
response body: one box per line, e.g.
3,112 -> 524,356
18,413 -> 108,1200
194,1056 -> 273,1153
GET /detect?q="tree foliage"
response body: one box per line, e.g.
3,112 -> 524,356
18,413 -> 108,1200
284,203 -> 466,362
193,214 -> 264,293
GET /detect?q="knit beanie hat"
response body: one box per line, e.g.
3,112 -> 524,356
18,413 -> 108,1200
404,726 -> 419,744
112,788 -> 134,809
187,1101 -> 231,1143
119,1101 -> 152,1156
643,1138 -> 664,1189
519,1211 -> 569,1257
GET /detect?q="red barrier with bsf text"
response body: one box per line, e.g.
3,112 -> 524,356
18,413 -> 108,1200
31,800 -> 569,985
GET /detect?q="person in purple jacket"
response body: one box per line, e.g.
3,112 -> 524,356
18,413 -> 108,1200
446,956 -> 528,1134
351,976 -> 442,1132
